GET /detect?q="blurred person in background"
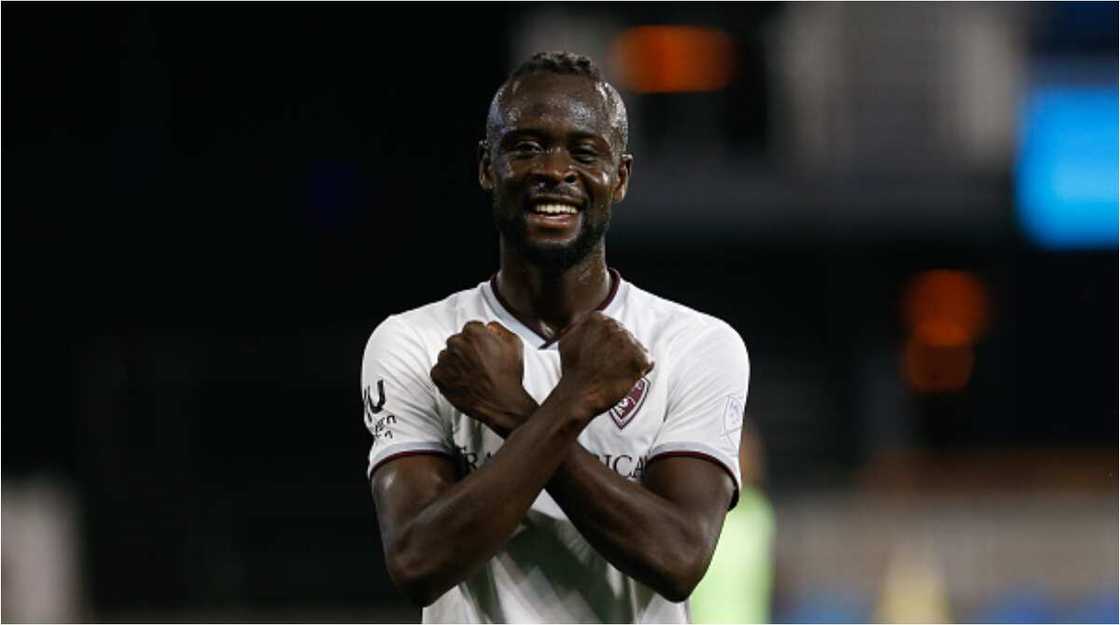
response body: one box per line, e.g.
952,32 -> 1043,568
690,419 -> 775,624
362,51 -> 750,623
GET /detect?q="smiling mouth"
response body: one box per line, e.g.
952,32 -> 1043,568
523,200 -> 583,234
530,202 -> 580,216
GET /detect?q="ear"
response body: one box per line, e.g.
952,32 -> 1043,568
612,153 -> 633,203
478,139 -> 495,191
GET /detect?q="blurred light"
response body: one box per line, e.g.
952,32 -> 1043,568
874,544 -> 951,624
610,26 -> 734,93
903,338 -> 975,394
1015,85 -> 1119,249
901,270 -> 990,394
902,270 -> 990,348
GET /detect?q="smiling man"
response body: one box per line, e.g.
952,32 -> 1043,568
363,52 -> 750,623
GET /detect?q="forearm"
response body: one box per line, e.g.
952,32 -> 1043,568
480,394 -> 716,600
386,385 -> 589,605
546,446 -> 713,601
481,390 -> 716,600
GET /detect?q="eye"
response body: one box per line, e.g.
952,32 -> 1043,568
572,147 -> 600,164
511,140 -> 543,155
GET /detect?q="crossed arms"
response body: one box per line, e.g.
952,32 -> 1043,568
368,313 -> 738,607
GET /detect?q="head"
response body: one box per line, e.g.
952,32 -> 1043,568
479,51 -> 633,272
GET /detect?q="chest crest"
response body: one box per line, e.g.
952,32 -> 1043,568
608,376 -> 651,430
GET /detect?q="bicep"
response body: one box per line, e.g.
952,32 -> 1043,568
370,454 -> 459,545
644,455 -> 735,545
651,322 -> 750,511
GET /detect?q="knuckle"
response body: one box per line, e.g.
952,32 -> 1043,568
463,321 -> 485,334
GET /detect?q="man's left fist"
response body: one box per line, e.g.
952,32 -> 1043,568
430,321 -> 538,437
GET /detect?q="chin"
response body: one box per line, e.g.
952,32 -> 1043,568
520,231 -> 606,272
496,211 -> 609,271
524,242 -> 581,267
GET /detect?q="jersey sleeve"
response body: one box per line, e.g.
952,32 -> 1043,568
649,321 -> 750,507
362,315 -> 453,479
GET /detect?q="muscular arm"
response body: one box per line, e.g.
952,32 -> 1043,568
486,394 -> 734,602
398,313 -> 727,603
548,446 -> 734,602
371,315 -> 653,608
370,381 -> 592,608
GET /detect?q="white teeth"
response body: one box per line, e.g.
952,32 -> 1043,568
533,203 -> 578,215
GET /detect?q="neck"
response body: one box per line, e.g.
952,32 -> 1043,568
496,239 -> 612,339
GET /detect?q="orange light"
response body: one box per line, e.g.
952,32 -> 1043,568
900,270 -> 991,394
902,337 -> 975,394
902,270 -> 990,348
610,26 -> 735,93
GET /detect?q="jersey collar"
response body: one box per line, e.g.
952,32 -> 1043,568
484,268 -> 623,351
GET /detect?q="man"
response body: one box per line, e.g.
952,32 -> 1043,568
363,51 -> 750,623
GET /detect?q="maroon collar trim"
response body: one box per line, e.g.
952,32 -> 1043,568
489,268 -> 621,349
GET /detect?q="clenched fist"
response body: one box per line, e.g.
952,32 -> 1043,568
430,321 -> 538,437
557,312 -> 654,421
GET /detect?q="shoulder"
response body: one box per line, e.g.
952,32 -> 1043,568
363,282 -> 489,368
366,283 -> 487,348
623,281 -> 748,357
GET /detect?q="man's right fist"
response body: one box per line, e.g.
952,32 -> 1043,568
557,312 -> 654,420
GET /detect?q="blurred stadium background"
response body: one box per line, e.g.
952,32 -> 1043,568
3,3 -> 1116,622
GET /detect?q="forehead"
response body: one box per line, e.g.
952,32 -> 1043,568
496,74 -> 614,139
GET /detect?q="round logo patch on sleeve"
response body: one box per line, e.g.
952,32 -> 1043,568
722,395 -> 744,445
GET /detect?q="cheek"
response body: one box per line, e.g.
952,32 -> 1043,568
497,160 -> 530,184
492,164 -> 521,194
587,170 -> 614,200
492,166 -> 530,211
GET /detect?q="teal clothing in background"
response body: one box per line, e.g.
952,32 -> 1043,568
690,487 -> 776,624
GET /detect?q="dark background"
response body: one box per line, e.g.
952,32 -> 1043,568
3,2 -> 1116,621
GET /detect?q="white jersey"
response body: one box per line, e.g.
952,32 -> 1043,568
362,271 -> 750,624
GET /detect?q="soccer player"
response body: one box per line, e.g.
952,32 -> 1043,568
363,51 -> 750,623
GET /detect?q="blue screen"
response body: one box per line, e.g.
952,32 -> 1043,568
1015,85 -> 1118,249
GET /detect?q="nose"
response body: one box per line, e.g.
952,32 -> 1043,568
531,149 -> 578,186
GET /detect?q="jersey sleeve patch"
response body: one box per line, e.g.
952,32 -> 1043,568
362,315 -> 452,479
722,394 -> 745,447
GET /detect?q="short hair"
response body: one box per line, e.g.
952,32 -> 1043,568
486,51 -> 630,154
